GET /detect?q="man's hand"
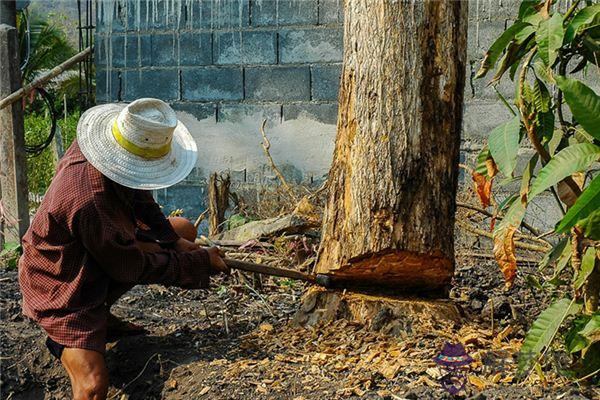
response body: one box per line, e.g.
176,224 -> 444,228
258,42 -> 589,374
206,246 -> 229,275
174,238 -> 199,252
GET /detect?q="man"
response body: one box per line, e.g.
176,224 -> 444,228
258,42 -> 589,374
18,98 -> 228,400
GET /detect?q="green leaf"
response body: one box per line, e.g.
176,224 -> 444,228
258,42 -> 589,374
565,4 -> 600,43
520,154 -> 539,203
555,76 -> 600,141
518,0 -> 541,20
475,146 -> 491,176
488,117 -> 522,177
498,193 -> 519,211
477,22 -> 532,79
538,237 -> 569,271
580,313 -> 600,346
518,298 -> 582,375
565,315 -> 593,353
556,174 -> 600,234
528,143 -> 600,200
537,112 -> 555,146
574,247 -> 597,289
532,79 -> 551,113
537,12 -> 565,66
577,208 -> 600,240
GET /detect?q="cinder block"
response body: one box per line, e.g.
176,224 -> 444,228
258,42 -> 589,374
182,67 -> 244,101
122,69 -> 179,101
214,30 -> 277,65
188,0 -> 250,29
96,1 -> 126,33
311,64 -> 341,101
172,102 -> 217,121
280,28 -> 342,63
467,20 -> 511,62
283,103 -> 338,124
179,32 -> 212,66
154,183 -> 206,222
152,33 -> 178,67
124,34 -> 152,68
218,103 -> 281,126
245,66 -> 310,101
251,0 -> 318,26
318,0 -> 343,24
464,62 -> 516,101
95,69 -> 120,103
149,0 -> 182,30
462,100 -> 515,142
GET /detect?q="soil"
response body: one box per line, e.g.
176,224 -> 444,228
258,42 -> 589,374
1,251 -> 598,400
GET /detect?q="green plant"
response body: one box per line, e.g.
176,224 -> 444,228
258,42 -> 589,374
25,111 -> 80,197
0,241 -> 22,270
475,0 -> 600,381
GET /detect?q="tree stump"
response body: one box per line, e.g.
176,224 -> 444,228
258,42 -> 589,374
294,287 -> 462,334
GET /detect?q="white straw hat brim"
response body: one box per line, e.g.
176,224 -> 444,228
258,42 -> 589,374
77,103 -> 198,190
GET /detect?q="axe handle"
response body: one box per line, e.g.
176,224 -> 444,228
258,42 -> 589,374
224,258 -> 315,284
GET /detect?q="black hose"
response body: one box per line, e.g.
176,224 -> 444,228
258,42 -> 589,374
24,87 -> 58,157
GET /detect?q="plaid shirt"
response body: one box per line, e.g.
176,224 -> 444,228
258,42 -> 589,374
18,141 -> 210,353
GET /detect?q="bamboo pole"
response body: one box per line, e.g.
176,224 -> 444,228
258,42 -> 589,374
0,46 -> 92,110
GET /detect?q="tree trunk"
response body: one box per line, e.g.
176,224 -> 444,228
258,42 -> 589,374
315,0 -> 468,293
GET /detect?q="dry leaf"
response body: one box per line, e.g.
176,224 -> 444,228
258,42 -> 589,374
493,225 -> 517,288
198,386 -> 211,396
259,323 -> 274,333
472,171 -> 493,208
485,157 -> 499,179
468,375 -> 488,391
166,379 -> 177,390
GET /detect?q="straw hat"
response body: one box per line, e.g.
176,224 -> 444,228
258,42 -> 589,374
77,98 -> 197,190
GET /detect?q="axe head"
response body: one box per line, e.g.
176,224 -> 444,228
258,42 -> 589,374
315,274 -> 332,288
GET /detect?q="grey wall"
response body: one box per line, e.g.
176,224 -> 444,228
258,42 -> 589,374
95,0 -> 570,230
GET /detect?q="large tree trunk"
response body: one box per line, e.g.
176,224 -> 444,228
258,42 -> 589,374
315,0 -> 468,293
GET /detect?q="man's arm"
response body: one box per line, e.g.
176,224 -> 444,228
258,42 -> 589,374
75,200 -> 212,288
133,190 -> 179,243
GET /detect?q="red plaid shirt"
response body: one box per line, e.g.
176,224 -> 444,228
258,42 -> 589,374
18,141 -> 210,353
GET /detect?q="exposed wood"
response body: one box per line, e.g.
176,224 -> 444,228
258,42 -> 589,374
294,287 -> 462,332
0,46 -> 92,110
0,23 -> 29,243
207,172 -> 230,237
315,0 -> 468,292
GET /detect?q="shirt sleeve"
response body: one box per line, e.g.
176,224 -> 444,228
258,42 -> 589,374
75,199 -> 211,289
132,190 -> 180,244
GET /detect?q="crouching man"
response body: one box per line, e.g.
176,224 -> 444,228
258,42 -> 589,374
18,98 -> 229,400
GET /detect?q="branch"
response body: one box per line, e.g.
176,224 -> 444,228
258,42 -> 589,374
259,119 -> 297,201
457,201 -> 542,237
456,220 -> 551,253
0,46 -> 92,110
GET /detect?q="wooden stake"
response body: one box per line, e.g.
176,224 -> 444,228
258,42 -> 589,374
0,23 -> 29,243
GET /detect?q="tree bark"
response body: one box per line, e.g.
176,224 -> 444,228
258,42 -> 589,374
315,0 -> 468,292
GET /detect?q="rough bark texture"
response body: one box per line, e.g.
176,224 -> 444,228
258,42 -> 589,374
208,173 -> 230,237
315,0 -> 468,291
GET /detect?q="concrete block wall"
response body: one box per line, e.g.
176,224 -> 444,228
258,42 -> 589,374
95,0 -> 566,231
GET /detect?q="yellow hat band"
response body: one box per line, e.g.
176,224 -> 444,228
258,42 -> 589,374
112,121 -> 171,159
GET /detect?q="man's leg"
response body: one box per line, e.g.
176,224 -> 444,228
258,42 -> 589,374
61,348 -> 109,400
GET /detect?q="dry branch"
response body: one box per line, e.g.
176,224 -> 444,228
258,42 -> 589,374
456,220 -> 551,253
259,119 -> 296,201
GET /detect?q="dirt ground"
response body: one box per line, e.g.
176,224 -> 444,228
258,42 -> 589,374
1,251 -> 599,399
